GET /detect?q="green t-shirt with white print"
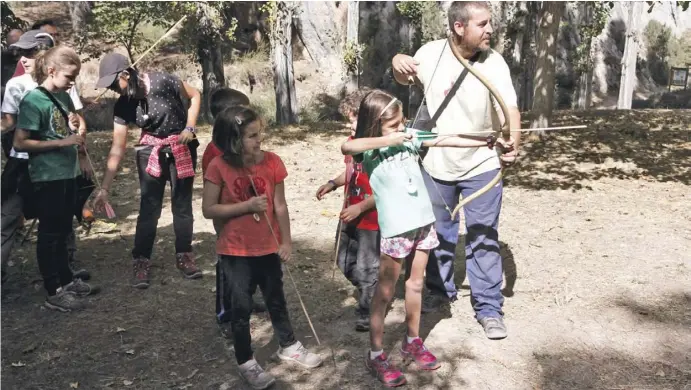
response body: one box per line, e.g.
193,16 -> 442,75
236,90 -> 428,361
15,88 -> 80,183
360,134 -> 436,238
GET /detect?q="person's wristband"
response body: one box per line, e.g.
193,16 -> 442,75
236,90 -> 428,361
184,126 -> 196,134
328,179 -> 337,188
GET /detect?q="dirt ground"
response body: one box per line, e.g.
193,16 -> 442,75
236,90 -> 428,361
1,109 -> 689,390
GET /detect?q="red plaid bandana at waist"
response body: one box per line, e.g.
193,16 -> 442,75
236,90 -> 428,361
139,133 -> 195,179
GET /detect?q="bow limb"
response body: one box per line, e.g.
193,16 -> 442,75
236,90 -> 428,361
448,36 -> 511,219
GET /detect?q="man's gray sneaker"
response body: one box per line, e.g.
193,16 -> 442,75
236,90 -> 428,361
64,278 -> 100,297
239,359 -> 276,389
45,289 -> 85,312
479,317 -> 507,340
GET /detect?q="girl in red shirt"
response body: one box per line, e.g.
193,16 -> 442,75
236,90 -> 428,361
202,106 -> 322,389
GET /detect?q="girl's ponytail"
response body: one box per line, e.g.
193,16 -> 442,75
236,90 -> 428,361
32,49 -> 49,84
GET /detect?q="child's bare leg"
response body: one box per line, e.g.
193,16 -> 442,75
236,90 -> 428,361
369,253 -> 402,351
405,249 -> 429,339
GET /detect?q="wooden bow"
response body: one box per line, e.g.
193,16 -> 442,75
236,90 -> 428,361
447,36 -> 512,219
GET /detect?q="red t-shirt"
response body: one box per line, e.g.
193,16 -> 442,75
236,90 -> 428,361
202,142 -> 222,175
344,137 -> 379,231
12,61 -> 24,78
204,151 -> 288,257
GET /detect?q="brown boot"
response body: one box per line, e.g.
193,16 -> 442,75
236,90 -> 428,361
132,257 -> 151,289
176,253 -> 202,279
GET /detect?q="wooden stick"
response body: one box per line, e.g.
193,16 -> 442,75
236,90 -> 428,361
246,174 -> 321,346
91,15 -> 188,104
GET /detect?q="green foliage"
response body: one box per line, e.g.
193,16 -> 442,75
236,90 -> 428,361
642,21 -> 691,85
80,2 -> 173,62
669,29 -> 691,66
1,1 -> 27,48
396,1 -> 445,50
343,40 -> 366,74
80,1 -> 238,63
574,2 -> 610,73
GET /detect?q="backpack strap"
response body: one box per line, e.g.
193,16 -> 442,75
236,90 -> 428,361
35,86 -> 75,135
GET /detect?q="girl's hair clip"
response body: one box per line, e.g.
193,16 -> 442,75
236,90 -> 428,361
235,116 -> 242,125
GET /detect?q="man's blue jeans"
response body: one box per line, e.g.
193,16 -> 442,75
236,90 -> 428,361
422,168 -> 504,320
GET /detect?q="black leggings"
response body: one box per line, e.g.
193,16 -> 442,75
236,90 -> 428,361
34,179 -> 76,295
220,254 -> 296,364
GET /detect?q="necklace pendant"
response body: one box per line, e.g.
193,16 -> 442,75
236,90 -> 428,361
406,178 -> 417,195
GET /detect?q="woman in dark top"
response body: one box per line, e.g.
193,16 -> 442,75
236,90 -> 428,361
93,53 -> 202,289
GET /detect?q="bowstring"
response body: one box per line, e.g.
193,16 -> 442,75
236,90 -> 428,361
408,40 -> 455,220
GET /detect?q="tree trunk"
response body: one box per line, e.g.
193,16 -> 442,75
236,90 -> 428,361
68,1 -> 92,35
574,2 -> 593,110
194,2 -> 226,122
197,41 -> 225,121
346,0 -> 359,94
510,2 -> 527,109
521,1 -> 539,111
273,2 -> 299,125
617,2 -> 644,110
530,2 -> 564,133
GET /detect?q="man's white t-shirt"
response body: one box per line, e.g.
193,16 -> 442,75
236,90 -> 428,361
413,39 -> 517,181
1,74 -> 83,159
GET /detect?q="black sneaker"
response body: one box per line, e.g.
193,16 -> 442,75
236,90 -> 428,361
64,278 -> 100,297
421,292 -> 453,313
355,313 -> 370,332
132,257 -> 151,289
45,289 -> 85,312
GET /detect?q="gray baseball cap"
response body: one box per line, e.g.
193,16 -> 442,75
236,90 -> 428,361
95,52 -> 130,89
9,30 -> 55,50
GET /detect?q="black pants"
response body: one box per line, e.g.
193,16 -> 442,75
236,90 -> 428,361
132,146 -> 196,259
34,179 -> 76,295
220,254 -> 296,365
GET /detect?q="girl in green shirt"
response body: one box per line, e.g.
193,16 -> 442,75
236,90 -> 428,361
13,45 -> 98,312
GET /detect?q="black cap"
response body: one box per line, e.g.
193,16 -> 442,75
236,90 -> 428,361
9,30 -> 55,50
95,52 -> 130,89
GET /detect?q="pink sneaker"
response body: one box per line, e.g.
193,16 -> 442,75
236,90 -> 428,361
365,352 -> 406,387
401,338 -> 441,370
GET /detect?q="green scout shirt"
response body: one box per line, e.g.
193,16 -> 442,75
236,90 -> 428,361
360,135 -> 436,238
15,89 -> 80,183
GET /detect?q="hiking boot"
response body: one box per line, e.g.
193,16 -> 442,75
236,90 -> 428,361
355,313 -> 370,332
45,289 -> 85,312
401,337 -> 440,370
277,341 -> 323,368
132,257 -> 151,289
365,352 -> 406,387
479,317 -> 507,340
421,292 -> 454,313
175,252 -> 202,279
238,359 -> 275,390
64,278 -> 101,297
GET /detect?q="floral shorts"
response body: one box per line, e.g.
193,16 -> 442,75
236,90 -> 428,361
380,224 -> 440,259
